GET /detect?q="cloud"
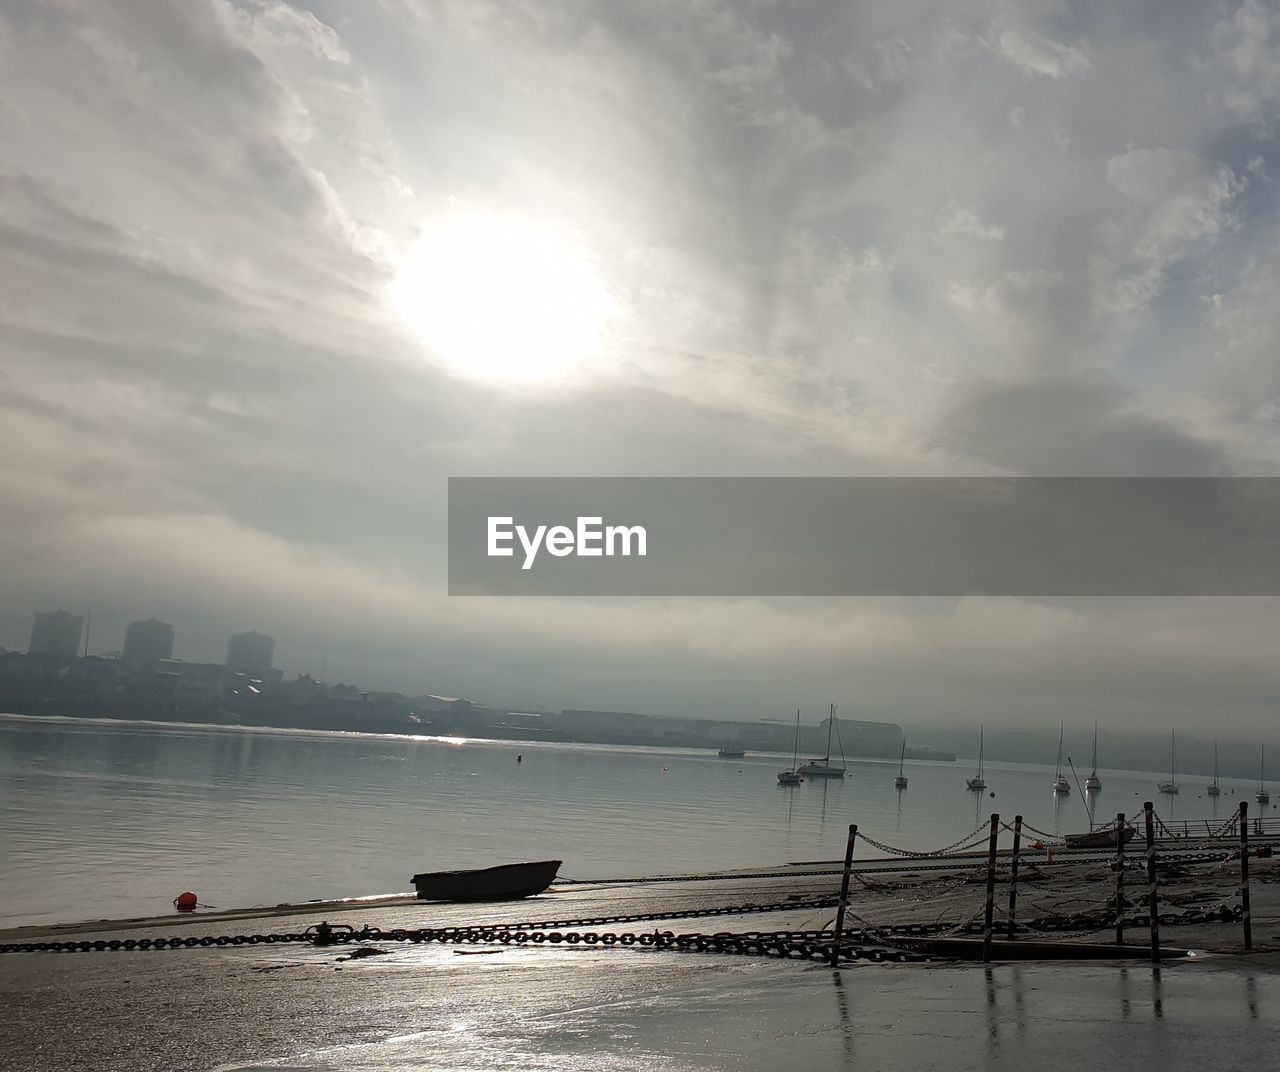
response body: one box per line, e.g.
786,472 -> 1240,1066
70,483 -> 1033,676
3,0 -> 1280,727
1210,0 -> 1280,123
942,210 -> 1007,243
995,27 -> 1090,79
933,372 -> 1232,476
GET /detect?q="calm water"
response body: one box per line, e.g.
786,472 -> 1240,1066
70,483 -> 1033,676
0,713 -> 1260,928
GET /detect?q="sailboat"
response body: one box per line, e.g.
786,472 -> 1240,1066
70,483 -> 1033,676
1085,721 -> 1102,791
1257,744 -> 1270,805
1207,741 -> 1221,797
1052,723 -> 1071,793
895,739 -> 908,788
717,743 -> 746,759
1157,730 -> 1179,794
798,704 -> 847,777
777,709 -> 804,785
966,726 -> 986,790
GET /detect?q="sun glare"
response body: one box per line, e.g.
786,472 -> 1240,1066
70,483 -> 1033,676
390,210 -> 615,384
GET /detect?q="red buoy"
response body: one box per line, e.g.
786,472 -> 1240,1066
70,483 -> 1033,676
174,891 -> 198,912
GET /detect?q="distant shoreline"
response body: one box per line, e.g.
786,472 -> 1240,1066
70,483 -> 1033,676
0,709 -> 954,763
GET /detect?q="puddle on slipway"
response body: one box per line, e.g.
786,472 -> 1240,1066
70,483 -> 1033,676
213,950 -> 1280,1072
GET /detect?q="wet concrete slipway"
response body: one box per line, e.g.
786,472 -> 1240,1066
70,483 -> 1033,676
3,857 -> 1280,1071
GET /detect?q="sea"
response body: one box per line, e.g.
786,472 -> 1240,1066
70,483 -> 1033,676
0,712 -> 1258,929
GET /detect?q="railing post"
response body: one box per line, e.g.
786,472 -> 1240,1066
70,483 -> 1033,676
983,813 -> 1000,964
1115,812 -> 1126,946
830,824 -> 858,966
1144,801 -> 1160,963
1007,815 -> 1023,939
1240,802 -> 1252,952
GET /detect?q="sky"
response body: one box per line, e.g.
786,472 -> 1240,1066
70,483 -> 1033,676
2,0 -> 1280,733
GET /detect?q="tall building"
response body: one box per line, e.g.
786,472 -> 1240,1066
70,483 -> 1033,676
226,630 -> 274,675
122,618 -> 174,670
29,610 -> 83,659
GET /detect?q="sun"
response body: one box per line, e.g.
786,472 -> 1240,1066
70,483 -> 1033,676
390,209 -> 615,384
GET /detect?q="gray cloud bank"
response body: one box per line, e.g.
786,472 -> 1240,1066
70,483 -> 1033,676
2,1 -> 1280,732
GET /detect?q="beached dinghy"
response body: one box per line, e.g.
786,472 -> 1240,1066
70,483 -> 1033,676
1063,826 -> 1135,849
410,860 -> 562,902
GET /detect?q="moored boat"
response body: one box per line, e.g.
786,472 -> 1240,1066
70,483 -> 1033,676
717,744 -> 746,758
798,703 -> 847,778
1207,741 -> 1221,797
410,860 -> 562,902
895,739 -> 908,788
1257,744 -> 1270,805
1157,730 -> 1180,795
1064,826 -> 1136,849
778,708 -> 805,785
1085,721 -> 1102,791
1052,723 -> 1070,794
966,725 -> 987,790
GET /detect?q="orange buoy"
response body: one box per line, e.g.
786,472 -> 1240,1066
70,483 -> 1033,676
174,891 -> 198,912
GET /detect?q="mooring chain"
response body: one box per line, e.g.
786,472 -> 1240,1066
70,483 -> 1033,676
2,896 -> 1241,957
555,868 -> 849,886
1008,819 -> 1067,843
450,895 -> 842,935
0,896 -> 841,956
855,821 -> 993,859
0,924 -> 952,963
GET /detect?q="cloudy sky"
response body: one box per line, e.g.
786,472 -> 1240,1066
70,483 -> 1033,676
2,0 -> 1279,731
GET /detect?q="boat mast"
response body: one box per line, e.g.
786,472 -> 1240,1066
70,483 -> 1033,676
791,709 -> 801,770
824,703 -> 834,762
1171,730 -> 1177,785
1055,723 -> 1064,780
1213,741 -> 1219,786
1261,744 -> 1266,793
899,739 -> 906,776
1090,721 -> 1098,777
978,725 -> 984,779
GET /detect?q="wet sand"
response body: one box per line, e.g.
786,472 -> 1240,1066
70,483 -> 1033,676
4,852 -> 1279,1070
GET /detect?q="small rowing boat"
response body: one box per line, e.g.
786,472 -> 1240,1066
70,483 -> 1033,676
409,860 -> 562,902
1063,826 -> 1135,849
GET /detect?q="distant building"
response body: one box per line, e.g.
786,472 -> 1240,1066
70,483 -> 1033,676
122,618 -> 174,670
555,709 -> 651,734
226,630 -> 274,675
29,610 -> 83,660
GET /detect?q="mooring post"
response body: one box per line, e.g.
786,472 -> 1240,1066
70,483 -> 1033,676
1240,801 -> 1252,952
983,813 -> 1000,964
1144,801 -> 1159,963
1115,812 -> 1126,946
830,823 -> 858,967
1007,815 -> 1023,940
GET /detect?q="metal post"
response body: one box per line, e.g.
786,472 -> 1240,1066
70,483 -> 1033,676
830,824 -> 858,966
1007,815 -> 1023,939
1240,802 -> 1252,952
1144,801 -> 1159,963
983,813 -> 1000,964
1115,812 -> 1126,946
